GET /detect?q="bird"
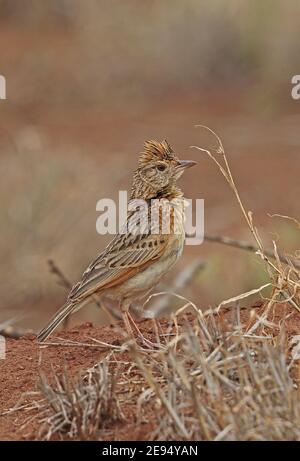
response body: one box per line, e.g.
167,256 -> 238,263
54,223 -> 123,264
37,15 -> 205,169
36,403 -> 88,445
37,140 -> 196,342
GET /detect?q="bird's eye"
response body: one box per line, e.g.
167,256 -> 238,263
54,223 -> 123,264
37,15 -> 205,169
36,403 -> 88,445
157,164 -> 166,172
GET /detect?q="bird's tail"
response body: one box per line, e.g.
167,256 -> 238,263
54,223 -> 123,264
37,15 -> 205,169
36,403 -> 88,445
37,300 -> 79,342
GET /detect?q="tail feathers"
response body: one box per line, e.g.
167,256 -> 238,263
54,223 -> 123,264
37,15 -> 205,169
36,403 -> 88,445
37,301 -> 76,342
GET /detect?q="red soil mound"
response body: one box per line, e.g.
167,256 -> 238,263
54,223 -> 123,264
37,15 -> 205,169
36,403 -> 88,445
0,301 -> 299,441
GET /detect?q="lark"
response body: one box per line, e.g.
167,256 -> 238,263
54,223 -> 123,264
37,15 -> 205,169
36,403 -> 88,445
38,140 -> 196,342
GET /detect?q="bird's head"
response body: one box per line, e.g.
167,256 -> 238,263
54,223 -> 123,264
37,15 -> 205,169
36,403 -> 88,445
131,140 -> 196,199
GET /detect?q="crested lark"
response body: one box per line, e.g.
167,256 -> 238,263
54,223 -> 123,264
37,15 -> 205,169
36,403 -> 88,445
38,140 -> 196,342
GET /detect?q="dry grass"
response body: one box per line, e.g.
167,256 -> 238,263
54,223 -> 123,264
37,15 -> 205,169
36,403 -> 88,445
191,125 -> 300,315
133,308 -> 300,441
35,361 -> 123,440
7,303 -> 299,441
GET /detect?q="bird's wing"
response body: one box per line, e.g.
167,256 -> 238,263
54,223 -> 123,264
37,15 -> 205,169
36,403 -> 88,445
68,206 -> 168,301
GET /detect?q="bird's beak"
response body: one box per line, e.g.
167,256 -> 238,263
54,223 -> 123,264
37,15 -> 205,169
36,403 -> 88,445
178,159 -> 197,170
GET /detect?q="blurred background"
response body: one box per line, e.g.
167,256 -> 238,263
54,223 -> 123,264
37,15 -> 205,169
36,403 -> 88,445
0,0 -> 299,331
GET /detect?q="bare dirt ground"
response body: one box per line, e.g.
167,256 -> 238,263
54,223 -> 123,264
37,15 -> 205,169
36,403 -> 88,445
0,300 -> 299,441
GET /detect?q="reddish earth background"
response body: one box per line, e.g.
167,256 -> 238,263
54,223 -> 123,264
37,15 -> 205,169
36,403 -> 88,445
0,300 -> 299,441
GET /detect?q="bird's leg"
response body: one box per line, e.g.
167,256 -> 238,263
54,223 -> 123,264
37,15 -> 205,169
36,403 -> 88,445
120,300 -> 135,340
127,309 -> 161,349
120,300 -> 160,349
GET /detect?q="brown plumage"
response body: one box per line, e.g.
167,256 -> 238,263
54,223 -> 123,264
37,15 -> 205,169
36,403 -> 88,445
37,140 -> 196,342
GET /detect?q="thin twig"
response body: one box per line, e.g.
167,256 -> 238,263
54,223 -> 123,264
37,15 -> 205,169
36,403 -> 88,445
203,234 -> 300,270
48,259 -> 72,290
47,259 -> 72,330
191,125 -> 300,314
